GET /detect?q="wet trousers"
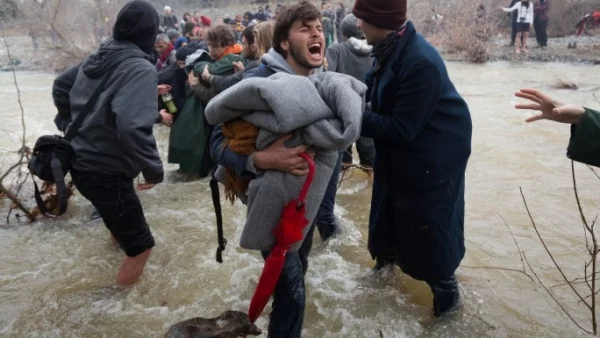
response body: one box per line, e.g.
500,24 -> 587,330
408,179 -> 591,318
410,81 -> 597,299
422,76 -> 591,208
260,223 -> 316,338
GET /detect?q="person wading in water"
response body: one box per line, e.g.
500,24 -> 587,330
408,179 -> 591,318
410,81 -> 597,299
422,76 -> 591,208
210,2 -> 337,336
53,0 -> 164,287
353,0 -> 472,317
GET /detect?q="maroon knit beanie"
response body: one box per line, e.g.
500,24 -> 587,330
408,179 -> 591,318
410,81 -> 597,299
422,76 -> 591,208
353,0 -> 407,30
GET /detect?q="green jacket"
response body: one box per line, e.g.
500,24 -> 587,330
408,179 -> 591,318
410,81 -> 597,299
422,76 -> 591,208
568,108 -> 600,167
192,53 -> 245,104
168,52 -> 242,175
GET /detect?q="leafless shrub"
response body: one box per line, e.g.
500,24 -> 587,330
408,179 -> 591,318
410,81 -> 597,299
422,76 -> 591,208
0,26 -> 35,222
519,162 -> 600,335
548,0 -> 598,37
408,1 -> 493,63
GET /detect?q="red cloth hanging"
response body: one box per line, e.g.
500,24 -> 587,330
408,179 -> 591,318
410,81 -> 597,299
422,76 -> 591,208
247,152 -> 315,324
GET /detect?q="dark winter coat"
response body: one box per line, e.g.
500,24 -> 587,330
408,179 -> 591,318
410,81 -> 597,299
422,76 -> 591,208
52,63 -> 80,132
509,0 -> 519,20
326,38 -> 372,83
568,108 -> 600,167
208,60 -> 260,94
361,21 -> 472,282
534,0 -> 550,22
59,40 -> 164,182
158,63 -> 187,114
163,14 -> 179,31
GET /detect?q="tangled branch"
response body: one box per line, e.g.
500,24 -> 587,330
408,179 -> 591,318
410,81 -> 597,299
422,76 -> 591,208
518,161 -> 600,334
0,24 -> 34,221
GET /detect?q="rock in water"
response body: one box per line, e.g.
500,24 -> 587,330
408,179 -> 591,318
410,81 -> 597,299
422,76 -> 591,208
165,311 -> 262,338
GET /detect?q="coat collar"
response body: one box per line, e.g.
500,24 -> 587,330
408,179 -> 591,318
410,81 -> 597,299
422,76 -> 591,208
387,21 -> 416,70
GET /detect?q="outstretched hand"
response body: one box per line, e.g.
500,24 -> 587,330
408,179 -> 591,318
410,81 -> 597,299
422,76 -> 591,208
515,88 -> 586,125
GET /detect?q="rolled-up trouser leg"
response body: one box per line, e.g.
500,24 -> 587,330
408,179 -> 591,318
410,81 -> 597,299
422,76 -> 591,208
427,275 -> 461,317
71,169 -> 155,257
261,251 -> 306,338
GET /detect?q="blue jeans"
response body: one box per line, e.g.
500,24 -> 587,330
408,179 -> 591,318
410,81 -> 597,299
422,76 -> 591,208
260,250 -> 306,338
314,152 -> 342,240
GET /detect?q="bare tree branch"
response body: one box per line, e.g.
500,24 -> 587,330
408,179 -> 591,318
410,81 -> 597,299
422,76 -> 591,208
0,23 -> 34,222
496,212 -> 531,278
520,187 -> 591,310
588,166 -> 600,181
523,252 -> 592,334
461,265 -> 534,282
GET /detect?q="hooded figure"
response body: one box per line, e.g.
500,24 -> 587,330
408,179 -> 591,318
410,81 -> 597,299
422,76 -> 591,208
326,14 -> 376,172
51,0 -> 164,286
325,14 -> 372,83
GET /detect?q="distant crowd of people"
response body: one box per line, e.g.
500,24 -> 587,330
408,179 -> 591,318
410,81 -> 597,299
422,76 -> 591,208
502,0 -> 550,54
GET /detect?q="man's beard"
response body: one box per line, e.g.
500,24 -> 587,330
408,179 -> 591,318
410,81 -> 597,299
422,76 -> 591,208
289,41 -> 322,70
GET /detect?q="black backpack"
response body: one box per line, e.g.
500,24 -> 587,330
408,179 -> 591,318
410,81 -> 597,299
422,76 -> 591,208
28,72 -> 113,217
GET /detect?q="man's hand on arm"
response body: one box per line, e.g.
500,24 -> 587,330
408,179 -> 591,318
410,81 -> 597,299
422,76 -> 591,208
252,135 -> 310,176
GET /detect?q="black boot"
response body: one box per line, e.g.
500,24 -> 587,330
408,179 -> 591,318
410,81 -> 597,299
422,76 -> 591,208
373,254 -> 396,271
428,275 -> 462,317
317,222 -> 341,242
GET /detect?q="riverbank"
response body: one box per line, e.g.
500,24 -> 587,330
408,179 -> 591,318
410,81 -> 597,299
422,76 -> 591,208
1,34 -> 599,74
439,36 -> 600,64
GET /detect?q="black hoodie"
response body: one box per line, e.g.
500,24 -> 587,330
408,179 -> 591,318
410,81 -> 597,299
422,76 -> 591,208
83,0 -> 159,78
54,0 -> 164,183
113,0 -> 159,55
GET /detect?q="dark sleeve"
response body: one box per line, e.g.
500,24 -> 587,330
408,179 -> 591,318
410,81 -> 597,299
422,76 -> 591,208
210,61 -> 260,92
210,124 -> 253,178
361,59 -> 441,143
210,71 -> 244,93
567,108 -> 600,167
112,64 -> 164,183
52,63 -> 80,132
193,82 -> 219,104
242,67 -> 260,80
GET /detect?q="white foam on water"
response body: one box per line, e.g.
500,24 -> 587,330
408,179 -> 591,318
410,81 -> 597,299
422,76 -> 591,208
338,178 -> 370,196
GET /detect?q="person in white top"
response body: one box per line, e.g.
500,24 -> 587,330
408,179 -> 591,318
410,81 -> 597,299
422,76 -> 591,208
501,0 -> 534,54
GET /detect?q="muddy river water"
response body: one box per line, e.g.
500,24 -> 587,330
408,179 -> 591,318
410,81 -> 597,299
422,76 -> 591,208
0,62 -> 599,337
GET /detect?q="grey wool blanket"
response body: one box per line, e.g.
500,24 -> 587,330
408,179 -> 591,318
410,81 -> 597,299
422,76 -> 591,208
205,71 -> 366,252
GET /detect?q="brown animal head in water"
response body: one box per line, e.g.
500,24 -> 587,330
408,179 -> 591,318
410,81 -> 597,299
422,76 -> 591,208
164,311 -> 262,338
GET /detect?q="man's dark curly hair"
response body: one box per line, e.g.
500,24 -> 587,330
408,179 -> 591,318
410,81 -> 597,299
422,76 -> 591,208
273,1 -> 322,58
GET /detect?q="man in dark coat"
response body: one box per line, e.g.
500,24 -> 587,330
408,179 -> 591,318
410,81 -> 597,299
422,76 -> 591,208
353,0 -> 472,317
534,0 -> 550,48
508,0 -> 519,46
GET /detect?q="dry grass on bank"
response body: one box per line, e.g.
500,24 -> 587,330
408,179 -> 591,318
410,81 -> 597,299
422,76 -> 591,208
0,0 -> 598,69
